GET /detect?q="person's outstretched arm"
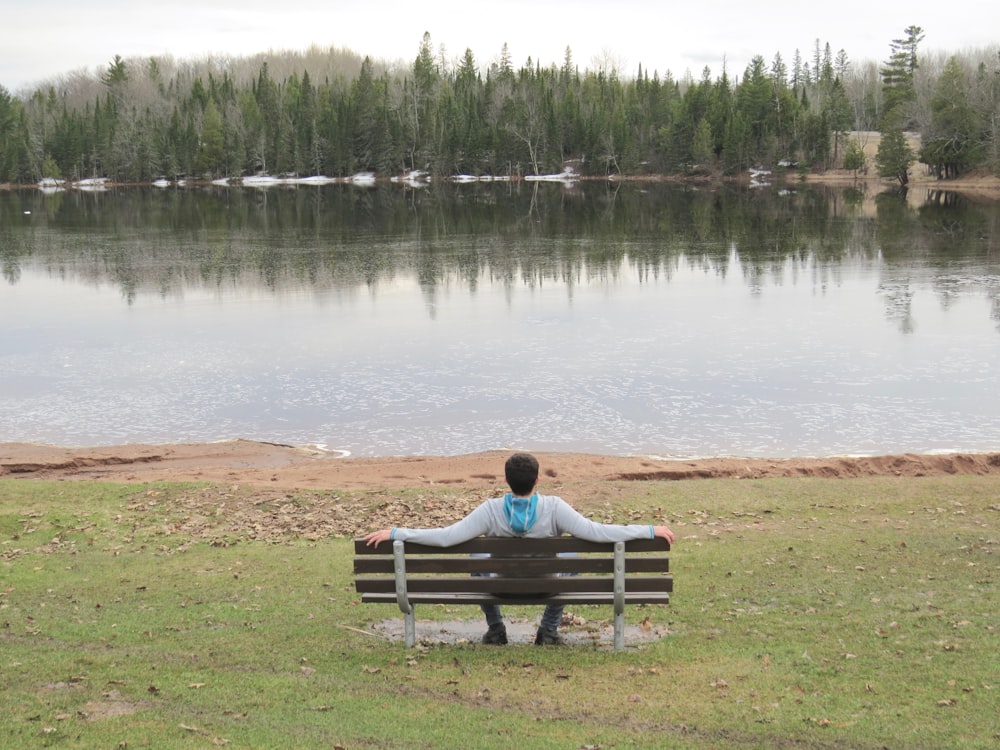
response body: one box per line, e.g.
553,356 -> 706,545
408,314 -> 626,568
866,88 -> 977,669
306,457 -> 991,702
552,498 -> 675,544
364,501 -> 495,547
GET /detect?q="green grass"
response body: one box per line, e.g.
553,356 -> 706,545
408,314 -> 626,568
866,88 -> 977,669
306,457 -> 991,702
1,476 -> 997,749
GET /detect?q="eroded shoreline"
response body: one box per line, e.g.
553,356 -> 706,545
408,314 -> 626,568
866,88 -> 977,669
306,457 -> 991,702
3,440 -> 999,490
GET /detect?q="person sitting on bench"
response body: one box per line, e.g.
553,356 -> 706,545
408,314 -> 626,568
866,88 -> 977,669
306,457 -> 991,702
363,452 -> 675,646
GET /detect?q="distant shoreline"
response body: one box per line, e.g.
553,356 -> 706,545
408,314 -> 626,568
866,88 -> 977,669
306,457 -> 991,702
4,168 -> 1000,194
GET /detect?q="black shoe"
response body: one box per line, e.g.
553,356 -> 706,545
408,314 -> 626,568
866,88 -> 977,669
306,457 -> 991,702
534,626 -> 564,645
482,622 -> 508,645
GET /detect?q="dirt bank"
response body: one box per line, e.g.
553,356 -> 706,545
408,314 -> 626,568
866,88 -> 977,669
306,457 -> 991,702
3,440 -> 999,491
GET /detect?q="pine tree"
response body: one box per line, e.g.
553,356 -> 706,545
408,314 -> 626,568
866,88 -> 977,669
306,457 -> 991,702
876,128 -> 913,185
196,98 -> 225,177
0,86 -> 29,182
880,25 -> 924,128
824,78 -> 854,165
843,137 -> 866,177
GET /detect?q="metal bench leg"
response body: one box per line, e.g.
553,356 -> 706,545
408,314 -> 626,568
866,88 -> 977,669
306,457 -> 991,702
404,608 -> 416,648
613,542 -> 625,650
393,541 -> 416,647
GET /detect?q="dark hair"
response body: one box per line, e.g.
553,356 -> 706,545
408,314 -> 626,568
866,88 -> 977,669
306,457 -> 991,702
504,452 -> 539,496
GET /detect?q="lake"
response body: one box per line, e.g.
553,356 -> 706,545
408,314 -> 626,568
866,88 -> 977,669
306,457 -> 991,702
1,181 -> 998,458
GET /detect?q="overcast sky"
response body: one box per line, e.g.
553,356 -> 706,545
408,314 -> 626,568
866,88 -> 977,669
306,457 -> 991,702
3,0 -> 997,92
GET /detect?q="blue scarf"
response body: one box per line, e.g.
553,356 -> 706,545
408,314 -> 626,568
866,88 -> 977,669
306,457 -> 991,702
504,492 -> 538,534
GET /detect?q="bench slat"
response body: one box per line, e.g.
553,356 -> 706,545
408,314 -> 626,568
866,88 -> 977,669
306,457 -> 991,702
354,556 -> 669,575
354,537 -> 668,555
356,575 -> 672,595
360,592 -> 671,607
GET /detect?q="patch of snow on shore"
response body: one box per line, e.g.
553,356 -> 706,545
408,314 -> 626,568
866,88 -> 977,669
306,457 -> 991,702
525,166 -> 580,184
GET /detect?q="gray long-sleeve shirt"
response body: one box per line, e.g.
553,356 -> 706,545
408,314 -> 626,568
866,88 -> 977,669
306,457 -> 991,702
390,494 -> 654,546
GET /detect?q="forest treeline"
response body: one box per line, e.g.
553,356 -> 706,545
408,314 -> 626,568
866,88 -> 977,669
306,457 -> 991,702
0,29 -> 998,185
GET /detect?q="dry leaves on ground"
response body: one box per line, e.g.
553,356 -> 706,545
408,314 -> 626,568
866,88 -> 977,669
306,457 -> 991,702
125,485 -> 493,544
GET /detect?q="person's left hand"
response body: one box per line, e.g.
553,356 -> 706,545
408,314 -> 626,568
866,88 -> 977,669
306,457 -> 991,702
652,525 -> 675,544
364,529 -> 392,547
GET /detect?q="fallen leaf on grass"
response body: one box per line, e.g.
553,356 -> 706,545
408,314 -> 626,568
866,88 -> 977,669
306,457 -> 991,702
362,666 -> 381,674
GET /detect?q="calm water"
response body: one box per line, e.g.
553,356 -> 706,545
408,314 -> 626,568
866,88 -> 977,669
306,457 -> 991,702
1,182 -> 999,458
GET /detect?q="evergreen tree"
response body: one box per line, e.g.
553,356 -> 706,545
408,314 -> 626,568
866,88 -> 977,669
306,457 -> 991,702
920,57 -> 983,178
411,32 -> 439,152
691,117 -> 714,170
195,98 -> 225,177
834,49 -> 850,79
824,77 -> 854,165
843,137 -> 866,177
101,54 -> 129,110
0,86 -> 29,182
880,25 -> 924,128
497,43 -> 514,80
876,128 -> 913,185
737,56 -> 775,164
721,109 -> 749,174
771,53 -> 788,87
791,49 -> 805,88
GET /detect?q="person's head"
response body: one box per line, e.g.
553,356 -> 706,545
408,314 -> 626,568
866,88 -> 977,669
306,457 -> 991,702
504,452 -> 539,496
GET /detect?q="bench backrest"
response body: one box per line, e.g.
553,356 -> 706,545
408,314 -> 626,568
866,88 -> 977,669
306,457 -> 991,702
354,536 -> 671,598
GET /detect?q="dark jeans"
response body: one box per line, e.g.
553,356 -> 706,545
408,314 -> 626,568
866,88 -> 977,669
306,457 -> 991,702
482,601 -> 564,630
473,551 -> 572,631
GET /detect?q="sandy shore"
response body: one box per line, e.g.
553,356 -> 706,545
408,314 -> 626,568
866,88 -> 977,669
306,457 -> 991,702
3,440 -> 999,491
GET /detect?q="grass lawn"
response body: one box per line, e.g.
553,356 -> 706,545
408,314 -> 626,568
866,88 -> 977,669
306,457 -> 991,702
1,475 -> 997,748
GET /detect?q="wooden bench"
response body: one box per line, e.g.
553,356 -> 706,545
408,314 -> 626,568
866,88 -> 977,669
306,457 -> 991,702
353,536 -> 671,650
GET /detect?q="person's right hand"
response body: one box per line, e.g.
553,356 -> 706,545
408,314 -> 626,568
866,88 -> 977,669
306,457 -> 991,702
363,529 -> 392,547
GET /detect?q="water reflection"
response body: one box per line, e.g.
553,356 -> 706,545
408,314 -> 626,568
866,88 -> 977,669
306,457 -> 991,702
1,183 -> 999,457
3,183 -> 998,304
